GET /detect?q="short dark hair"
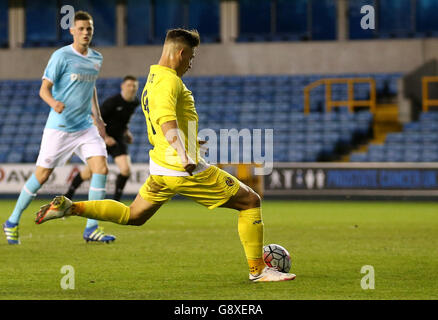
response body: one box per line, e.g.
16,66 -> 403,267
165,28 -> 200,48
74,11 -> 93,23
122,75 -> 138,82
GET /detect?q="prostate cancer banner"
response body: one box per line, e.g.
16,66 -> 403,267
0,164 -> 150,196
2,162 -> 438,198
264,162 -> 438,197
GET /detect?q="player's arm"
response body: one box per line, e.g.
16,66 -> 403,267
39,79 -> 65,113
91,87 -> 112,143
161,120 -> 196,175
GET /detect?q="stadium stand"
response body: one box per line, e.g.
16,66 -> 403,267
2,0 -> 438,164
350,111 -> 438,162
0,73 -> 403,164
7,0 -> 438,49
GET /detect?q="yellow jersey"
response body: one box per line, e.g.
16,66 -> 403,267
141,64 -> 199,172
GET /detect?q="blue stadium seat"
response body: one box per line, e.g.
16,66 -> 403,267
287,123 -> 304,134
367,144 -> 385,161
321,112 -> 339,122
422,150 -> 438,162
367,152 -> 384,162
403,151 -> 421,162
274,134 -> 290,144
305,132 -> 323,143
69,155 -> 82,164
0,144 -> 10,154
17,125 -> 33,135
420,122 -> 437,133
323,132 -> 340,144
323,121 -> 340,133
386,144 -> 404,153
289,112 -> 305,123
306,113 -> 323,122
287,150 -> 306,162
1,125 -> 16,135
404,144 -> 423,154
368,144 -> 385,152
403,122 -> 421,132
385,132 -> 405,145
6,152 -> 23,163
355,111 -> 373,122
422,133 -> 438,145
338,112 -> 355,122
23,151 -> 38,163
385,151 -> 404,162
239,113 -> 258,123
4,114 -> 20,124
289,132 -> 306,144
404,133 -> 423,144
419,112 -> 438,122
31,124 -> 44,136
305,122 -> 324,133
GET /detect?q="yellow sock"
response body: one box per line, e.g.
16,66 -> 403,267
238,207 -> 266,275
248,258 -> 267,276
72,200 -> 130,225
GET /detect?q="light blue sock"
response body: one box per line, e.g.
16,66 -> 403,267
8,174 -> 41,225
85,173 -> 107,229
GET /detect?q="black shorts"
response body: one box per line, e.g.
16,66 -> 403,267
107,138 -> 128,158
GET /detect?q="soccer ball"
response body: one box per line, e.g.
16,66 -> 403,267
263,244 -> 292,273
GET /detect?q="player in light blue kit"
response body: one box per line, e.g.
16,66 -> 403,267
2,11 -> 116,244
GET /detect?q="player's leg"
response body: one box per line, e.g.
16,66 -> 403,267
3,166 -> 52,244
219,183 -> 267,276
175,165 -> 294,281
74,125 -> 114,242
221,183 -> 295,282
9,166 -> 52,223
113,154 -> 131,201
167,166 -> 265,275
35,193 -> 162,225
74,193 -> 162,225
125,193 -> 162,225
86,155 -> 108,205
3,127 -> 70,244
82,155 -> 115,242
64,166 -> 92,199
36,175 -> 168,226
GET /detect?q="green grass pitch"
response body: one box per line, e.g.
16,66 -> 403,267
0,199 -> 437,300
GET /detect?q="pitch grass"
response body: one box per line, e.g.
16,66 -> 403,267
0,199 -> 437,300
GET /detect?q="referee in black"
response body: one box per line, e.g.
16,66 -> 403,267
65,75 -> 140,201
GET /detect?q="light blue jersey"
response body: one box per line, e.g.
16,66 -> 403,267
42,44 -> 103,132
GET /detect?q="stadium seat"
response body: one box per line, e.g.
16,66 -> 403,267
385,151 -> 404,162
288,151 -> 306,162
419,112 -> 438,122
403,122 -> 421,132
403,151 -> 421,162
6,152 -> 23,163
422,150 -> 438,162
385,133 -> 405,145
404,133 -> 423,144
0,144 -> 10,154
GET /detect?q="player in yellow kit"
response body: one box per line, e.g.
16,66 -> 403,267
35,28 -> 296,282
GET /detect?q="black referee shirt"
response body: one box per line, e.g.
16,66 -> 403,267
100,93 -> 140,138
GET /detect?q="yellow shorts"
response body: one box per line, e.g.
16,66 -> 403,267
139,165 -> 241,209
